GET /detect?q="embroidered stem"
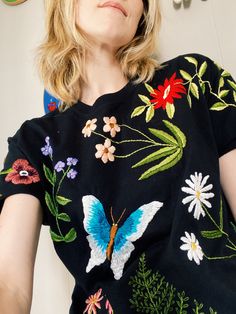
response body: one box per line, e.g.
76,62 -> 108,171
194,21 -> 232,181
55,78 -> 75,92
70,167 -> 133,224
114,144 -> 157,158
202,204 -> 227,236
119,124 -> 161,144
203,252 -> 236,260
56,166 -> 71,195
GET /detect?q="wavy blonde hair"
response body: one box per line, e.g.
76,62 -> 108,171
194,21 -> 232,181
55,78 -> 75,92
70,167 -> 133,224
36,0 -> 162,109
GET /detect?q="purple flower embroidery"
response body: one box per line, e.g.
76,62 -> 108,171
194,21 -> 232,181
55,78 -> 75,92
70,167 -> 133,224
41,136 -> 53,157
67,157 -> 78,166
67,169 -> 78,179
54,161 -> 65,172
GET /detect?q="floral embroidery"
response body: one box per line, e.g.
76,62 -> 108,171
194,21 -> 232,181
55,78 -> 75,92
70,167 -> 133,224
82,195 -> 163,280
181,172 -> 236,261
54,161 -> 65,172
180,231 -> 204,265
131,72 -> 187,121
95,138 -> 116,163
83,288 -> 114,314
82,118 -> 97,137
41,136 -> 53,157
103,116 -> 121,137
83,116 -> 187,180
180,56 -> 236,111
181,172 -> 214,220
0,159 -> 40,185
105,299 -> 114,314
83,288 -> 103,314
150,72 -> 187,118
129,253 -> 217,313
41,136 -> 78,243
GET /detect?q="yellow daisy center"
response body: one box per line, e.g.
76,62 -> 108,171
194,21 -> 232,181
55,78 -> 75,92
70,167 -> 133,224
191,242 -> 197,251
196,190 -> 201,199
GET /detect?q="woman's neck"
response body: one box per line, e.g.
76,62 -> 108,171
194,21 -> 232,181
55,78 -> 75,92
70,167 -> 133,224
79,46 -> 128,106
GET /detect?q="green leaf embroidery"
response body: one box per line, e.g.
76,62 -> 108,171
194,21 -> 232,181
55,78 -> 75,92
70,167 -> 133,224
57,213 -> 71,222
148,129 -> 178,146
64,228 -> 77,243
201,230 -> 223,239
43,164 -> 55,185
187,94 -> 192,108
193,300 -> 204,314
145,105 -> 155,122
198,61 -> 207,78
56,195 -> 72,206
129,253 -> 217,314
222,70 -> 231,77
219,196 -> 223,230
219,77 -> 224,89
131,105 -> 146,118
227,79 -> 236,91
50,229 -> 65,242
132,146 -> 178,168
219,90 -> 230,98
184,56 -> 198,67
190,83 -> 199,99
138,148 -> 182,180
210,102 -> 229,111
176,291 -> 189,314
45,191 -> 58,216
233,91 -> 236,102
0,168 -> 12,175
163,120 -> 187,148
139,94 -> 151,105
145,82 -> 155,94
200,82 -> 206,95
166,102 -> 175,119
180,70 -> 192,81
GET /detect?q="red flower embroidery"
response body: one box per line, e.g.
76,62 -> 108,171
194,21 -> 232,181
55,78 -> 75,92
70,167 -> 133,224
5,159 -> 40,185
150,72 -> 187,110
83,288 -> 103,314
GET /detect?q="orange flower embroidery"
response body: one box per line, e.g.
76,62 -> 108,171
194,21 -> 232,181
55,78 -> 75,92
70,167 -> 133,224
95,138 -> 116,163
103,116 -> 120,138
82,118 -> 97,137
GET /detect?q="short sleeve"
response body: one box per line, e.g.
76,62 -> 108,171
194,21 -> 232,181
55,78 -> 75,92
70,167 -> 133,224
204,55 -> 236,157
0,132 -> 49,226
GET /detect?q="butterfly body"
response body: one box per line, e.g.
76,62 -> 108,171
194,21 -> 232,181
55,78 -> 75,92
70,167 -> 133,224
82,195 -> 163,280
106,223 -> 118,260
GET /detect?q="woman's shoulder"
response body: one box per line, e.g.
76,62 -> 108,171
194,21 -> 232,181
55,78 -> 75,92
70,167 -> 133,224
8,107 -> 71,146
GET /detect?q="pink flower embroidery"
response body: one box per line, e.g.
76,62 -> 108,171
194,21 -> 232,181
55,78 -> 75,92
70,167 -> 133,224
103,116 -> 120,138
105,298 -> 114,314
82,118 -> 97,137
83,288 -> 103,314
95,138 -> 116,163
5,159 -> 40,185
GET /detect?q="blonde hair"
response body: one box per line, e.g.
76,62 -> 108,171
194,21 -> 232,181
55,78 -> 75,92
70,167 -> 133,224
36,0 -> 162,109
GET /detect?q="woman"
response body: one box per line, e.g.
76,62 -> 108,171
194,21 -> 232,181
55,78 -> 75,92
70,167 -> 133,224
0,0 -> 236,313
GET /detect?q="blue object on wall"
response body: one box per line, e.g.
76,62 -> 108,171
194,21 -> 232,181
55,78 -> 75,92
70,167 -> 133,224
44,90 -> 60,114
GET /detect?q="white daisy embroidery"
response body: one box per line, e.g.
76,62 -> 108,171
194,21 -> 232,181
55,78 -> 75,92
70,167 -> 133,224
181,172 -> 214,220
180,231 -> 203,265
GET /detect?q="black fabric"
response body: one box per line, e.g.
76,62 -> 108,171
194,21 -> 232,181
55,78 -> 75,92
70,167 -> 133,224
0,53 -> 236,313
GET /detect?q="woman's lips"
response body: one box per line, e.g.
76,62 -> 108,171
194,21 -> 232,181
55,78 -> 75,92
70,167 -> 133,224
98,1 -> 128,17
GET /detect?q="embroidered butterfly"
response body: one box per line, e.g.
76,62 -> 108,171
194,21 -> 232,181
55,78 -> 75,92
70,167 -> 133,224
82,195 -> 163,280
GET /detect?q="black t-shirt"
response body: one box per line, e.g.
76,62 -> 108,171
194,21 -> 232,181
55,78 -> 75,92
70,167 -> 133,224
1,53 -> 236,313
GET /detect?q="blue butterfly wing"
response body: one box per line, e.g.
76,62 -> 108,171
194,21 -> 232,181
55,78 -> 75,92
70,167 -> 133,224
111,200 -> 163,280
82,195 -> 111,272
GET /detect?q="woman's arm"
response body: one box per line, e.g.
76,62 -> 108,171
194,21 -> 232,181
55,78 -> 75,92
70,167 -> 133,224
219,149 -> 236,221
0,194 -> 43,314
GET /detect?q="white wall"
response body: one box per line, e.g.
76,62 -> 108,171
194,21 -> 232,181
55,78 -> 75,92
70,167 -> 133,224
0,0 -> 235,313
